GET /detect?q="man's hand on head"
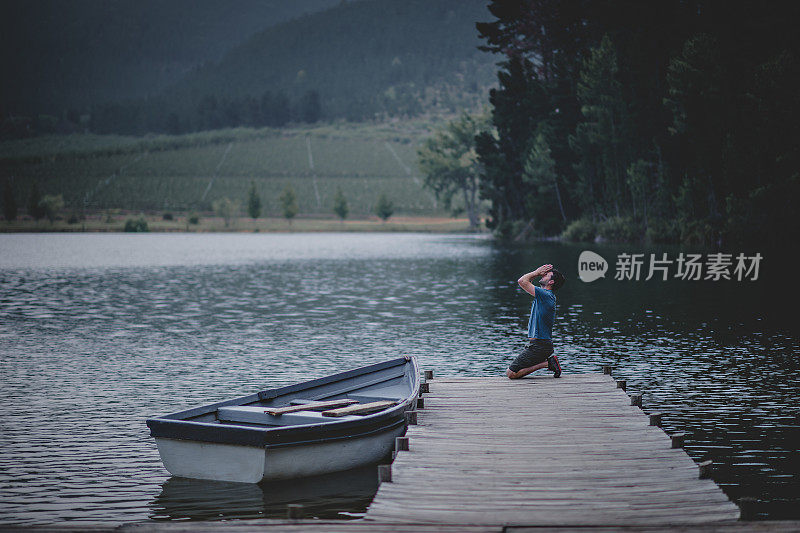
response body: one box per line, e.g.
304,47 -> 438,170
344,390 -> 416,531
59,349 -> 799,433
534,264 -> 553,276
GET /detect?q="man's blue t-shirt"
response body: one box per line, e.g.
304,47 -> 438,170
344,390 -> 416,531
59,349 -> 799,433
527,286 -> 556,340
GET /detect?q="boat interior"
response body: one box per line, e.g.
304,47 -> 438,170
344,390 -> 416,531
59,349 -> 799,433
174,358 -> 415,428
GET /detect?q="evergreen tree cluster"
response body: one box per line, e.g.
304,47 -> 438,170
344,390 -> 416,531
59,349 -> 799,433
475,0 -> 800,247
2,180 -> 64,223
90,90 -> 322,136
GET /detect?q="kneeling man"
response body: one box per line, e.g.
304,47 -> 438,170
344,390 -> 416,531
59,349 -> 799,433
507,264 -> 565,379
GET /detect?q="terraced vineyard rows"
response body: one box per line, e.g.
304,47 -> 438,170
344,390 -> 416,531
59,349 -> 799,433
0,122 -> 446,217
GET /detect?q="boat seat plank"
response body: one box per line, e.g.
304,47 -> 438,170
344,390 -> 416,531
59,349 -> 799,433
265,399 -> 359,415
217,406 -> 359,425
323,400 -> 397,417
347,395 -> 399,403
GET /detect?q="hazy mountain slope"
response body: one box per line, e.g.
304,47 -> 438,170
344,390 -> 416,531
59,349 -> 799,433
0,0 -> 341,115
162,0 -> 496,122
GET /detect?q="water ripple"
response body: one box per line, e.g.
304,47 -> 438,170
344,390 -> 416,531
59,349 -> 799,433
0,234 -> 797,524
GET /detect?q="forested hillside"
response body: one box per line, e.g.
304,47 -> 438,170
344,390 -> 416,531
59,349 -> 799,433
156,0 -> 496,127
0,0 -> 339,122
2,0 -> 496,138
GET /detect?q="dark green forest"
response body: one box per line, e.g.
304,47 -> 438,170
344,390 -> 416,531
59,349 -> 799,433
474,0 -> 799,248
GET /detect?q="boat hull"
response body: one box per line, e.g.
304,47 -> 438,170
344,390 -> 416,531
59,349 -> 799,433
155,423 -> 405,483
147,356 -> 419,483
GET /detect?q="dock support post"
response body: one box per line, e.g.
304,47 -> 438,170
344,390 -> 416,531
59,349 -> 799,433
424,370 -> 434,380
417,397 -> 424,409
404,410 -> 417,425
616,379 -> 627,391
671,432 -> 686,448
393,436 -> 409,460
378,464 -> 392,483
698,459 -> 713,479
739,497 -> 757,521
420,382 -> 429,394
287,504 -> 303,519
395,436 -> 409,452
630,393 -> 643,407
602,364 -> 613,375
649,412 -> 663,427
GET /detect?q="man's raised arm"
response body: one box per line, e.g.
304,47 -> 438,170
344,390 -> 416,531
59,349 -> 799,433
517,264 -> 553,297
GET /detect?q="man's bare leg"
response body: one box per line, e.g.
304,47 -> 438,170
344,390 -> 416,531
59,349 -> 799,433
507,361 -> 548,379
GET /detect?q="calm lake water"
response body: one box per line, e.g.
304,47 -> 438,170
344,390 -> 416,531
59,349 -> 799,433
0,232 -> 797,525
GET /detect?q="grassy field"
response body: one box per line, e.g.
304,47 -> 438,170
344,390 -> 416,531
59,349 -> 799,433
0,119 -> 457,221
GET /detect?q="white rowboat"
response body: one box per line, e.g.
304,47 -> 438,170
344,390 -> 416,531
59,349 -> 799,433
146,356 -> 420,483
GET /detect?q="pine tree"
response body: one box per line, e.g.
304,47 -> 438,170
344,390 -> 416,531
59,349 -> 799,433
475,56 -> 551,235
279,186 -> 298,225
28,182 -> 45,221
523,131 -> 567,230
571,35 -> 629,219
333,187 -> 349,221
3,180 -> 17,221
664,33 -> 727,222
374,193 -> 394,222
246,180 -> 262,219
299,90 -> 322,123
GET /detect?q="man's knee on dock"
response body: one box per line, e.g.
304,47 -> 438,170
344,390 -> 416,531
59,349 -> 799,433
507,362 -> 546,379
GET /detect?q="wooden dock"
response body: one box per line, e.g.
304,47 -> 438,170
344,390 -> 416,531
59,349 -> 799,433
49,372 -> 800,532
365,373 -> 741,528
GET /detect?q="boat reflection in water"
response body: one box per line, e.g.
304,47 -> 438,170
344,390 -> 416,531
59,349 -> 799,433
149,464 -> 380,521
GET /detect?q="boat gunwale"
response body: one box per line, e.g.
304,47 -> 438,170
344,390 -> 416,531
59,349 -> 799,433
153,415 -> 408,450
146,356 -> 419,448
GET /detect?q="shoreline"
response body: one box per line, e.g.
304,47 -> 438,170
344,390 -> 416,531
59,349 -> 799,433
0,215 -> 481,234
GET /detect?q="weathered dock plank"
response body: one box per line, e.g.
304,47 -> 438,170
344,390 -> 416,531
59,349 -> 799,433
115,522 -> 498,533
23,519 -> 800,532
365,374 -> 741,527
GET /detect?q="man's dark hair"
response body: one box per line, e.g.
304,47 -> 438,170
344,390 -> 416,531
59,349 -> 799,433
550,269 -> 566,291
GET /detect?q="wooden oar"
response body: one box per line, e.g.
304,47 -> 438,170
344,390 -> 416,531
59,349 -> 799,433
322,400 -> 396,417
264,399 -> 358,416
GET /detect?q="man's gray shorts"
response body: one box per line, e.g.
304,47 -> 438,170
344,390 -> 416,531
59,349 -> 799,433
509,339 -> 554,372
